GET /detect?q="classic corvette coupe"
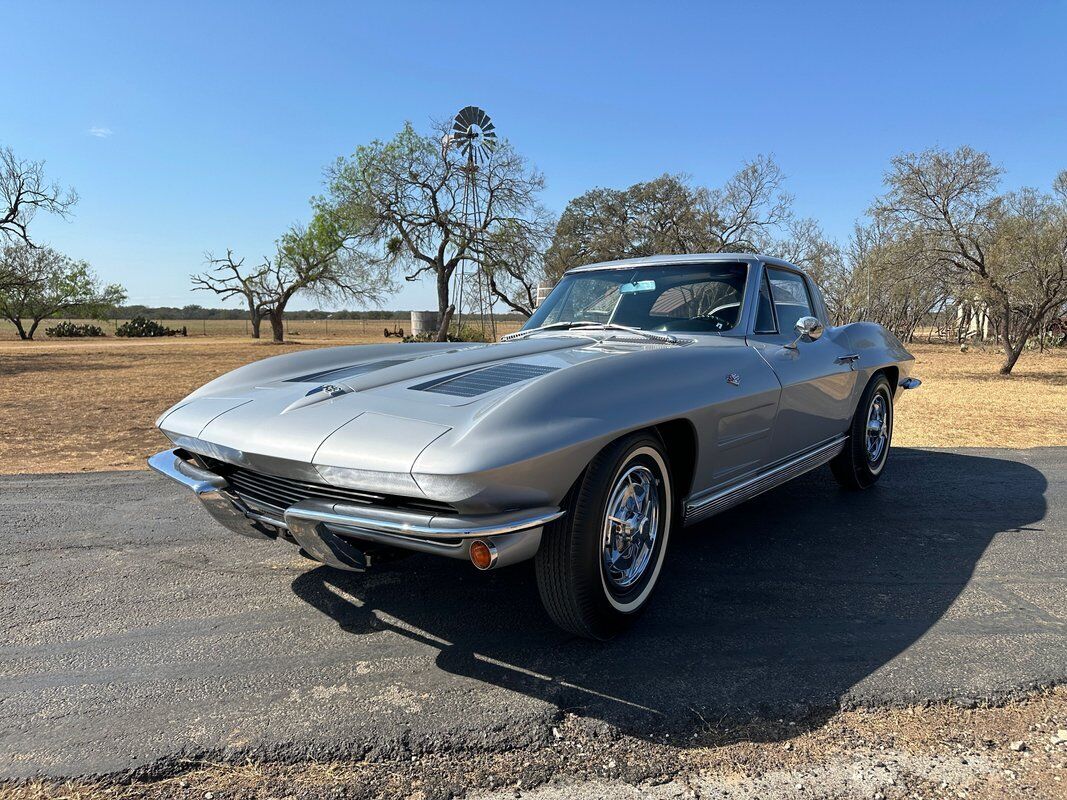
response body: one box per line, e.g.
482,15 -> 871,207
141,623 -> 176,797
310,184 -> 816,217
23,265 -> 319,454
150,254 -> 919,638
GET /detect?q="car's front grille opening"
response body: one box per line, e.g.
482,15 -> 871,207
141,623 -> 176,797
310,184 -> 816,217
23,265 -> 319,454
195,456 -> 457,516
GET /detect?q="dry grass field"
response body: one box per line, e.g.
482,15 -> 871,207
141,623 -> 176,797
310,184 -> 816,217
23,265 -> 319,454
0,334 -> 1063,475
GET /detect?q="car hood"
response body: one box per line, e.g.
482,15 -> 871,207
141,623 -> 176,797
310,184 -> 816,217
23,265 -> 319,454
158,334 -> 713,492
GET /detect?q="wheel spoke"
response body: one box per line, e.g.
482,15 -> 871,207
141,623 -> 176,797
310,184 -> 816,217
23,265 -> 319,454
863,392 -> 891,466
601,464 -> 661,590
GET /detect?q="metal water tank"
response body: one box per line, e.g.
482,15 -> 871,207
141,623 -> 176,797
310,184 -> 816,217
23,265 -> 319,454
410,311 -> 439,336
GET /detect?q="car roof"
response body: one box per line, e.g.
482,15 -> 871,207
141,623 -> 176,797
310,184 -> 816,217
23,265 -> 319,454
564,253 -> 805,275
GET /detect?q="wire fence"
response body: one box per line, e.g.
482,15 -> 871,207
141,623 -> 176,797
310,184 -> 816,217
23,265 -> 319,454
0,317 -> 524,342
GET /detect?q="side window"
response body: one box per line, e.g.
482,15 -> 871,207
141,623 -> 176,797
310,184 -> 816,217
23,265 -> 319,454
766,268 -> 815,335
754,271 -> 777,333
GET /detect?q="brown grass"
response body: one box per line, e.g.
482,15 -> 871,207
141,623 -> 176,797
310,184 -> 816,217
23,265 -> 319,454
0,337 -> 1063,476
894,342 -> 1067,449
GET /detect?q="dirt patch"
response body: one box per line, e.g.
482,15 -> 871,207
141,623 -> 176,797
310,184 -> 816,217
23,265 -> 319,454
3,688 -> 1065,799
0,338 -> 1063,475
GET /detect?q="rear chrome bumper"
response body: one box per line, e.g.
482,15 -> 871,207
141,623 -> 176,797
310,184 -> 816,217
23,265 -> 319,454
148,448 -> 561,570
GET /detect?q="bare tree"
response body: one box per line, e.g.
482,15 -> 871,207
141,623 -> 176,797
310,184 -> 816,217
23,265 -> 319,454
321,121 -> 548,340
702,155 -> 794,252
0,242 -> 126,340
875,146 -> 1067,373
840,220 -> 951,340
1,146 -> 78,245
192,250 -> 270,338
772,218 -> 840,282
987,182 -> 1067,364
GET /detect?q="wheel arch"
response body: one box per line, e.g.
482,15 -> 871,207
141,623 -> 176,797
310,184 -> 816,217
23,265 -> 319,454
652,418 -> 699,502
879,365 -> 899,393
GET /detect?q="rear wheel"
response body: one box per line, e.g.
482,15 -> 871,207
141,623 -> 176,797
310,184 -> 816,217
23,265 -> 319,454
535,433 -> 673,639
831,373 -> 894,490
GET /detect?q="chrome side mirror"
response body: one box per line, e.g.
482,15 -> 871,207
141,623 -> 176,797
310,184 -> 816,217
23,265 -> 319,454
786,316 -> 824,349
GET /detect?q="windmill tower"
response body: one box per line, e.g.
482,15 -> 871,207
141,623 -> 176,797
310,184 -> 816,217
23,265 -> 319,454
442,106 -> 498,338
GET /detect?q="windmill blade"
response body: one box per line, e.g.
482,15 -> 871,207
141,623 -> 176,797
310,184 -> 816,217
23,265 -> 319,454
450,106 -> 498,164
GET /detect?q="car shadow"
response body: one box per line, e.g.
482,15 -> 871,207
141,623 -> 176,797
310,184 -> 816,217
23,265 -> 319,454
290,448 -> 1047,741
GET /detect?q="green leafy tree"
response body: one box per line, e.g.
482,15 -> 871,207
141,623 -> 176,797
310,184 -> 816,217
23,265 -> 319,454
256,213 -> 394,343
320,121 -> 549,339
545,158 -> 795,281
0,243 -> 126,340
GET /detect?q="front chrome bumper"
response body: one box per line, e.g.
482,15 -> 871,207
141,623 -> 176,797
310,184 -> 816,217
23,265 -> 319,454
148,448 -> 561,571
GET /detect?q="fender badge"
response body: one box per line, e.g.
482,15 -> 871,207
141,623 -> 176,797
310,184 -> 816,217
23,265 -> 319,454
726,373 -> 741,387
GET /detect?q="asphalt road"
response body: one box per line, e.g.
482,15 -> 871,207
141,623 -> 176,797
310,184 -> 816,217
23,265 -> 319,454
1,448 -> 1064,779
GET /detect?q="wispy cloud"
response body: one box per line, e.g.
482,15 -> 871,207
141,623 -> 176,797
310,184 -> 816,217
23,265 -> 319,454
87,126 -> 113,138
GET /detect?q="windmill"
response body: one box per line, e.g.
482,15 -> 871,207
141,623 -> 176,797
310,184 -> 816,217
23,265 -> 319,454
443,105 -> 498,338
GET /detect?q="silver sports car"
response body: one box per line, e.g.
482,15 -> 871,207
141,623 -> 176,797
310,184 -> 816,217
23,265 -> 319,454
150,254 -> 919,638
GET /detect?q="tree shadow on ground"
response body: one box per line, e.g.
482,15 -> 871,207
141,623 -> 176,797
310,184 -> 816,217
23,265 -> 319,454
291,448 -> 1047,742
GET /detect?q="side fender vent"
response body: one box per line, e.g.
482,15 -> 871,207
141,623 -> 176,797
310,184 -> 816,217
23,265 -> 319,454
412,363 -> 558,397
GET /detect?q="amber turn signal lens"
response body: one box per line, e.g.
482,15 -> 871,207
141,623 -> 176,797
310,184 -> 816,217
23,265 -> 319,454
469,540 -> 495,570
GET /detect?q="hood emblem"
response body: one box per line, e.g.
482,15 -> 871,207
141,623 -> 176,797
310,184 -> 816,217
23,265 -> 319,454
281,383 -> 351,414
310,383 -> 348,398
726,373 -> 741,387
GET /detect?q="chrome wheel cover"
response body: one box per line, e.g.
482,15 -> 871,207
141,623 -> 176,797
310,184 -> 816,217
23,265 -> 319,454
865,390 -> 890,467
601,465 -> 661,590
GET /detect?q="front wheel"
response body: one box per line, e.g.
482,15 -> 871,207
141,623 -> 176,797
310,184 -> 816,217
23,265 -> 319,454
831,373 -> 894,490
535,433 -> 673,640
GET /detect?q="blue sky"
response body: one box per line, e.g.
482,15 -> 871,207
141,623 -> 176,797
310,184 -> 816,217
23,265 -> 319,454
4,1 -> 1066,311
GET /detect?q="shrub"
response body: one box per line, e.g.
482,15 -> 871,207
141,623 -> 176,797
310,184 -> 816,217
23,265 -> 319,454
402,323 -> 494,344
45,321 -> 106,338
115,317 -> 181,337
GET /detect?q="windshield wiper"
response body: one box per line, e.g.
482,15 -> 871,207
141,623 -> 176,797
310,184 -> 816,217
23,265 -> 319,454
577,323 -> 680,345
501,321 -> 680,345
500,321 -> 593,341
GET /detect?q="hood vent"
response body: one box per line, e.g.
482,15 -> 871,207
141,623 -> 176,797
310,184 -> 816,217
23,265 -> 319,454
412,363 -> 558,397
287,359 -> 411,384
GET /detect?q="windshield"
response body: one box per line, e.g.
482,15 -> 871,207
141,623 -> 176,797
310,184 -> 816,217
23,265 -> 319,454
524,262 -> 748,334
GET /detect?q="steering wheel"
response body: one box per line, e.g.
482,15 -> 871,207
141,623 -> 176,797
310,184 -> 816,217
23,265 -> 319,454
701,312 -> 735,331
655,314 -> 734,332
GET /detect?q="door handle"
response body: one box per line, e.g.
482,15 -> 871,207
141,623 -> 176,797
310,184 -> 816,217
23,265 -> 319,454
834,353 -> 860,365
